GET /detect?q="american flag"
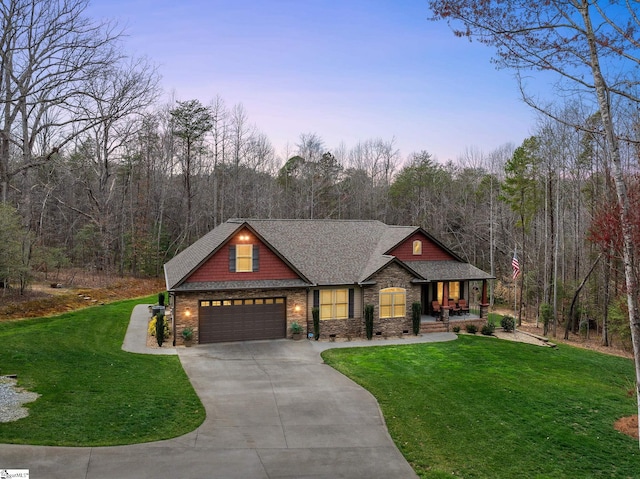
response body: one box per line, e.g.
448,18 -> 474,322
512,253 -> 520,280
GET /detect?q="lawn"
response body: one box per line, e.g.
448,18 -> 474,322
322,335 -> 639,479
0,295 -> 205,446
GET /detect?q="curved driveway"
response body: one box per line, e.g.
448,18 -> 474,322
0,304 -> 456,478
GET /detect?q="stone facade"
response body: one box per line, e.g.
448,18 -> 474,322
172,288 -> 307,345
308,263 -> 422,341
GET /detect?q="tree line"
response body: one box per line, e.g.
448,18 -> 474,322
1,0 -> 639,356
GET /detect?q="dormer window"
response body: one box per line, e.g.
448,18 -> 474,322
413,240 -> 422,255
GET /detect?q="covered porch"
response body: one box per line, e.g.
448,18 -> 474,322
406,260 -> 494,331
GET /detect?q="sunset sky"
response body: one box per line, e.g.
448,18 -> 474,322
89,0 -> 542,163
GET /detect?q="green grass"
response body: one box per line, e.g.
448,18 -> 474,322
322,335 -> 639,478
0,295 -> 205,446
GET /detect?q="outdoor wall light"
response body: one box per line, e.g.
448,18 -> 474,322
185,308 -> 191,317
294,304 -> 301,313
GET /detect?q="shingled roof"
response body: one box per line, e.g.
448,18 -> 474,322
164,218 -> 491,291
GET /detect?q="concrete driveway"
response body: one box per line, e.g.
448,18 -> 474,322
0,305 -> 456,478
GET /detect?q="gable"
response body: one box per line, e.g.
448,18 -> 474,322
388,232 -> 455,262
185,227 -> 300,283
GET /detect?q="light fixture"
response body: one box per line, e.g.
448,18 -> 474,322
185,307 -> 191,317
294,304 -> 301,313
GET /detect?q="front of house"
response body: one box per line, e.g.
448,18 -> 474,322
164,219 -> 493,345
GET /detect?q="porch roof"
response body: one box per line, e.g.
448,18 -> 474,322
405,260 -> 494,281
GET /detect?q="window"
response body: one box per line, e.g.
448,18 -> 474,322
236,244 -> 253,272
437,282 -> 460,302
379,287 -> 406,318
320,289 -> 349,320
229,244 -> 259,272
413,240 -> 422,255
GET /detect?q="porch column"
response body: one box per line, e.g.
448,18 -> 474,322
480,279 -> 489,320
441,281 -> 450,325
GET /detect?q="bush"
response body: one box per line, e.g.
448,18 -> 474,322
452,326 -> 460,333
312,307 -> 320,340
149,315 -> 170,338
465,323 -> 478,334
481,322 -> 495,336
158,292 -> 165,307
412,302 -> 422,335
155,312 -> 165,347
365,304 -> 374,340
290,321 -> 303,334
182,327 -> 193,341
501,315 -> 515,332
540,303 -> 553,335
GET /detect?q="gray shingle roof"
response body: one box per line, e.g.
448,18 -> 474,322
404,261 -> 495,281
164,219 -> 492,291
241,219 -> 414,285
164,221 -> 242,290
173,279 -> 310,292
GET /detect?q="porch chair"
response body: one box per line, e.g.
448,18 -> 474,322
458,298 -> 470,315
431,301 -> 441,317
449,298 -> 461,315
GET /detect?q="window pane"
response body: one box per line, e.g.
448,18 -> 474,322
335,289 -> 348,303
275,298 -> 284,304
200,301 -> 210,307
380,305 -> 391,318
254,298 -> 263,304
380,293 -> 391,306
320,304 -> 333,320
223,300 -> 232,306
335,303 -> 348,319
413,240 -> 422,255
236,244 -> 253,272
320,290 -> 333,305
392,304 -> 406,317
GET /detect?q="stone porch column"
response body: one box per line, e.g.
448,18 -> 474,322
479,279 -> 489,320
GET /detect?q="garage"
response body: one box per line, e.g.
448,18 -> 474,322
198,297 -> 286,343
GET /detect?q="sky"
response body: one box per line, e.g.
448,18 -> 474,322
87,0 -> 540,164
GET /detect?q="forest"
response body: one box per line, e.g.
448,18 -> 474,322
1,0 -> 639,353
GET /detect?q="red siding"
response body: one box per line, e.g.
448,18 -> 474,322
185,228 -> 299,283
389,232 -> 455,261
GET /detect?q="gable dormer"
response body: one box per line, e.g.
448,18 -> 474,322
185,227 -> 300,283
388,231 -> 455,262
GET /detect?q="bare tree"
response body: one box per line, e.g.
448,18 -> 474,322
429,0 -> 640,446
0,0 -> 122,204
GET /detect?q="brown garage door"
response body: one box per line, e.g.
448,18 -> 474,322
198,298 -> 286,343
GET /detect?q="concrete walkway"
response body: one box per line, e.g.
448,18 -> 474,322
0,304 -> 457,478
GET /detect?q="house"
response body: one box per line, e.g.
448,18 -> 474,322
164,219 -> 493,345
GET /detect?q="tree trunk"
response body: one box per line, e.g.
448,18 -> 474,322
581,2 -> 640,447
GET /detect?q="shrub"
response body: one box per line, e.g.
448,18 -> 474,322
290,321 -> 303,334
412,302 -> 422,335
465,323 -> 477,334
540,303 -> 553,335
501,315 -> 515,332
182,327 -> 193,341
452,326 -> 460,333
312,307 -> 320,340
149,315 -> 170,338
158,292 -> 165,307
365,304 -> 374,340
155,312 -> 165,347
481,322 -> 495,336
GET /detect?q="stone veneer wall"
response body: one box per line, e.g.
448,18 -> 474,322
172,288 -> 307,345
362,262 -> 421,338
